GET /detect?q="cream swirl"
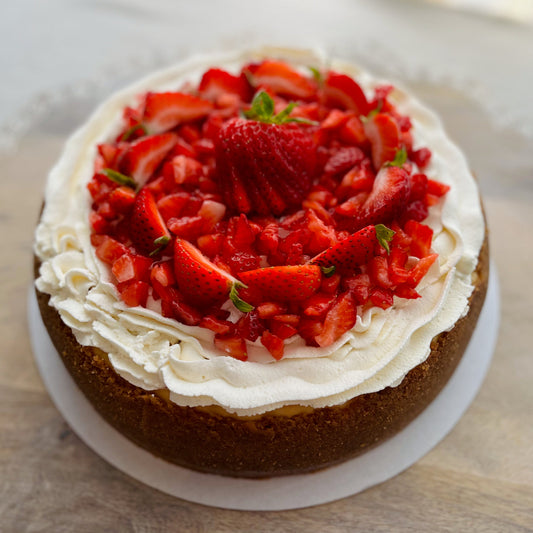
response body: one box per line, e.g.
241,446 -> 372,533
34,47 -> 485,416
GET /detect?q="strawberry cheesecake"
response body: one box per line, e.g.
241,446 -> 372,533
34,48 -> 488,477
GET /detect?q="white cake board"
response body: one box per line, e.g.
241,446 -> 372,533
28,266 -> 499,511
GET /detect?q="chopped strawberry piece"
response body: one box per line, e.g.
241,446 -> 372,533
406,253 -> 439,287
198,200 -> 226,230
256,302 -> 287,319
411,147 -> 432,169
271,314 -> 300,326
150,261 -> 175,287
248,60 -> 317,100
214,333 -> 248,361
315,292 -> 357,347
167,215 -> 205,240
370,287 -> 394,309
323,72 -> 370,115
395,285 -> 421,299
339,115 -> 367,145
157,192 -> 191,222
199,68 -> 252,102
303,292 -> 336,317
108,186 -> 136,214
199,315 -> 234,335
321,272 -> 341,294
142,92 -> 214,134
118,280 -> 149,307
112,254 -> 152,283
269,320 -> 298,340
197,233 -> 224,257
120,133 -> 177,187
427,179 -> 450,197
163,155 -> 203,185
369,256 -> 393,289
238,265 -> 322,302
404,220 -> 433,258
169,299 -> 202,326
324,146 -> 365,176
89,211 -> 111,234
364,113 -> 401,170
130,188 -> 171,256
94,235 -> 129,264
236,311 -> 265,342
343,273 -> 371,305
261,330 -> 285,360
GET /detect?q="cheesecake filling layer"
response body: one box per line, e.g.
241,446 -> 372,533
35,48 -> 485,416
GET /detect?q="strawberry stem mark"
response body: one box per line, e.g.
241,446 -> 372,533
149,235 -> 171,257
229,283 -> 254,313
385,147 -> 407,168
244,90 -> 317,125
320,265 -> 336,277
102,168 -> 137,189
375,224 -> 395,254
308,66 -> 323,85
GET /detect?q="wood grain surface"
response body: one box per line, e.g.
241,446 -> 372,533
0,86 -> 532,532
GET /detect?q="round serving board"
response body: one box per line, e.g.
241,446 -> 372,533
28,265 -> 499,511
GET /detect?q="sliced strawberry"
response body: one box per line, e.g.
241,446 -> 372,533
370,287 -> 394,309
163,155 -> 203,185
247,60 -> 317,100
256,301 -> 287,319
199,315 -> 234,335
261,330 -> 285,360
338,166 -> 410,232
269,320 -> 298,340
142,92 -> 213,134
236,311 -> 265,342
199,68 -> 252,102
238,265 -> 322,302
173,238 -> 241,307
314,292 -> 357,347
130,188 -> 171,256
118,280 -> 149,307
120,133 -> 177,187
214,333 -> 248,361
310,225 -> 377,273
404,219 -> 433,258
324,146 -> 365,176
108,186 -> 136,214
323,72 -> 370,116
364,113 -> 400,170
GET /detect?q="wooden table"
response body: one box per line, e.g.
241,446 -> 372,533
1,83 -> 532,532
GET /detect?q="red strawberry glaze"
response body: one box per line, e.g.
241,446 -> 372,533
87,59 -> 450,360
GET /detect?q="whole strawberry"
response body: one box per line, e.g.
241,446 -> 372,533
215,91 -> 317,216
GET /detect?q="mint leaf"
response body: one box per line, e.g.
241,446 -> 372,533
375,224 -> 395,254
308,66 -> 323,84
386,147 -> 408,168
229,283 -> 254,313
244,91 -> 317,125
102,168 -> 137,189
122,123 -> 148,141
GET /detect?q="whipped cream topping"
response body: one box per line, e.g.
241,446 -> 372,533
35,47 -> 485,416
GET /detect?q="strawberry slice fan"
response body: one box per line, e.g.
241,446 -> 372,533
87,59 -> 449,361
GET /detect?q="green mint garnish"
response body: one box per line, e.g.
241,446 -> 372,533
308,66 -> 323,84
122,123 -> 148,141
320,265 -> 336,278
375,224 -> 395,254
385,147 -> 408,168
102,168 -> 137,189
243,91 -> 317,125
149,235 -> 171,257
229,283 -> 254,313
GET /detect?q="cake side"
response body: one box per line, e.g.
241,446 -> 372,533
34,233 -> 488,477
